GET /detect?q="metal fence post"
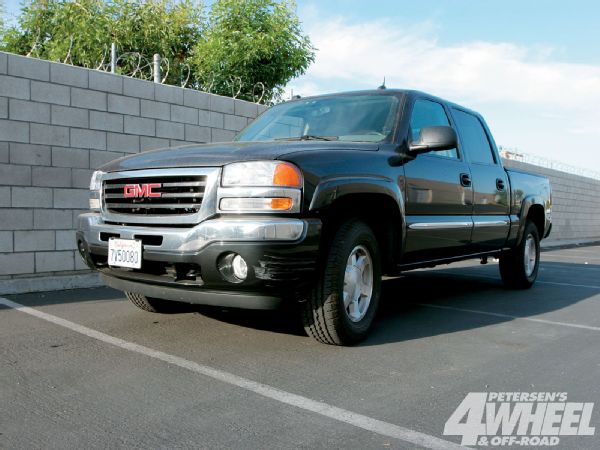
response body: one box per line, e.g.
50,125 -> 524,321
153,54 -> 161,83
110,43 -> 117,74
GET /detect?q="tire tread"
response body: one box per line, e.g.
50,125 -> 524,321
126,292 -> 186,313
302,219 -> 380,345
499,221 -> 540,289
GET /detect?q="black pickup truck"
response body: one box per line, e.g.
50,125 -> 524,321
77,89 -> 552,345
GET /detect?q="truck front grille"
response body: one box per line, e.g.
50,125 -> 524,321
104,175 -> 207,216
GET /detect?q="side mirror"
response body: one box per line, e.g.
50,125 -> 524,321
409,126 -> 457,154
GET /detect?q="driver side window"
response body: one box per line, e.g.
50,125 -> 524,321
410,99 -> 458,159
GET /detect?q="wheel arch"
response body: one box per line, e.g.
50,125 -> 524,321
517,195 -> 546,245
309,178 -> 405,273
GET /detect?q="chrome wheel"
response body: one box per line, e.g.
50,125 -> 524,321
343,245 -> 373,322
524,234 -> 537,277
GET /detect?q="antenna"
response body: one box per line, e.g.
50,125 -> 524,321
378,77 -> 386,90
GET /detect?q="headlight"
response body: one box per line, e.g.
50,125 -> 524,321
218,161 -> 302,213
90,170 -> 104,191
222,161 -> 302,187
89,171 -> 104,210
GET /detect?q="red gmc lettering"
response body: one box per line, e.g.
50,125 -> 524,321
123,183 -> 162,198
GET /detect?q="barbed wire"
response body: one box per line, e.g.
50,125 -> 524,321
24,37 -> 268,103
500,147 -> 600,181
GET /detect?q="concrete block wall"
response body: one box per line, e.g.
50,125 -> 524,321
2,51 -> 599,292
503,159 -> 600,241
0,51 -> 266,287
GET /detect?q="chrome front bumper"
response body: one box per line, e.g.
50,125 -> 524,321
76,212 -> 321,307
77,213 -> 307,254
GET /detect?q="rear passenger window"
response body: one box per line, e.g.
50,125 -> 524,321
410,99 -> 458,159
452,109 -> 496,165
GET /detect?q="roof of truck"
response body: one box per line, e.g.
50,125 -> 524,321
292,89 -> 482,118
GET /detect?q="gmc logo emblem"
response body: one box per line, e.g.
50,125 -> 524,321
123,183 -> 162,198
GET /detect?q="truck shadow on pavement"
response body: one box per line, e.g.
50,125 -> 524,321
3,286 -> 124,308
3,261 -> 597,347
193,261 -> 600,345
366,261 -> 599,346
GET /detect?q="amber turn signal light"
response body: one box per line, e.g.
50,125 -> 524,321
273,163 -> 302,187
270,197 -> 294,210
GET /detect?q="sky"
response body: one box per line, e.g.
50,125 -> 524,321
3,0 -> 600,170
288,0 -> 600,171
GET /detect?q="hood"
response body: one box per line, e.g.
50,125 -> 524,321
100,141 -> 379,172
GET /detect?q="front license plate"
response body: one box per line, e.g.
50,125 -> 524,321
108,238 -> 142,269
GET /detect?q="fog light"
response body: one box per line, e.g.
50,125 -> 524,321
217,252 -> 249,283
232,254 -> 248,280
77,240 -> 86,258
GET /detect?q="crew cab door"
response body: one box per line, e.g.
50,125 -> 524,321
402,99 -> 474,263
449,108 -> 510,251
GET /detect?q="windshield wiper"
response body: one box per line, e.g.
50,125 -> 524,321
275,134 -> 339,141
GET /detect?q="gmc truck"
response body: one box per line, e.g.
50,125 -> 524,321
77,89 -> 552,345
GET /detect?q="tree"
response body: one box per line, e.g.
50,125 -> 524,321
2,0 -> 108,65
108,0 -> 204,85
1,0 -> 314,103
0,1 -> 4,37
189,0 -> 314,103
1,0 -> 203,86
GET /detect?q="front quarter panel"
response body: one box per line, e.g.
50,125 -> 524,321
280,147 -> 405,216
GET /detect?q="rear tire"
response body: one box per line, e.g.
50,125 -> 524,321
499,221 -> 540,289
126,292 -> 188,313
302,219 -> 381,345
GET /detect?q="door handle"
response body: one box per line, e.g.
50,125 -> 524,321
496,178 -> 505,191
460,173 -> 471,187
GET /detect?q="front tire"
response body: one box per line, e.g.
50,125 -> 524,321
126,292 -> 188,313
499,221 -> 540,289
302,219 -> 381,345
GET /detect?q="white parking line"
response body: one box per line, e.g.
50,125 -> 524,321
538,280 -> 600,289
0,297 -> 463,450
543,254 -> 600,261
542,247 -> 600,256
419,303 -> 600,332
424,272 -> 600,290
540,263 -> 600,272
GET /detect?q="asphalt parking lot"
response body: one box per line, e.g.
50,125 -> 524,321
1,245 -> 599,449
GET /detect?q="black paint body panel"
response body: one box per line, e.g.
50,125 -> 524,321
89,89 -> 551,301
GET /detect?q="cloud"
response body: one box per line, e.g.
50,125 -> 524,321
294,18 -> 600,109
287,16 -> 600,168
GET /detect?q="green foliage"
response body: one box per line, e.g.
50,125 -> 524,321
1,0 -> 314,103
1,0 -> 203,85
0,1 -> 5,37
189,0 -> 314,103
3,0 -> 105,64
109,0 -> 204,84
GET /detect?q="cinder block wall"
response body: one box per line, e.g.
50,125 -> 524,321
2,51 -> 599,292
503,159 -> 600,241
0,51 -> 265,286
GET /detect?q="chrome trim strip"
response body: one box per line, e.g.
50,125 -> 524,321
99,168 -> 220,225
105,181 -> 207,189
78,213 -> 306,253
473,220 -> 510,228
408,221 -> 472,230
105,203 -> 202,210
105,192 -> 205,199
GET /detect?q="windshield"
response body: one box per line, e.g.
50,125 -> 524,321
236,94 -> 400,143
